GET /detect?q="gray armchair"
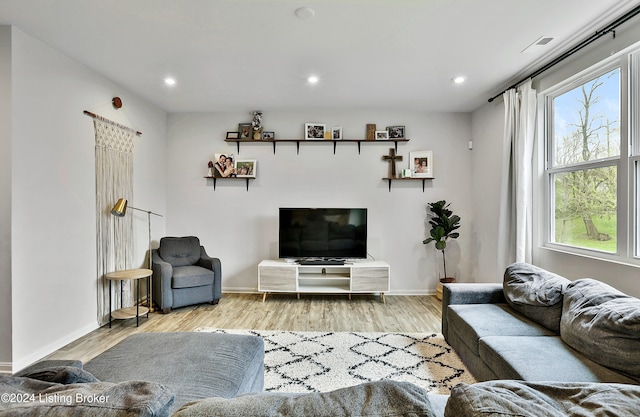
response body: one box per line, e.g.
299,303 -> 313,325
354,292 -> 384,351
152,236 -> 221,313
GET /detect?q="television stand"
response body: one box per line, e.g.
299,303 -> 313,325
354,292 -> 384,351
258,260 -> 390,303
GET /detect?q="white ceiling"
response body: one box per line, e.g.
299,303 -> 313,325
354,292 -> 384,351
1,0 -> 638,113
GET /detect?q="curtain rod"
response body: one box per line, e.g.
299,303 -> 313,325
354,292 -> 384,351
488,5 -> 640,103
83,110 -> 142,136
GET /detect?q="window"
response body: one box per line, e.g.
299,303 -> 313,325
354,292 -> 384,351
543,52 -> 638,262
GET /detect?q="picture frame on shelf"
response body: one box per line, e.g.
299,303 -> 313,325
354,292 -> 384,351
226,131 -> 239,139
235,160 -> 256,178
305,123 -> 326,140
238,123 -> 251,139
262,131 -> 275,140
332,126 -> 343,140
410,150 -> 434,178
386,125 -> 405,139
213,153 -> 236,178
375,130 -> 389,140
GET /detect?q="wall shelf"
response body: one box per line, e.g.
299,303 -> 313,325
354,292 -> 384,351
204,176 -> 253,191
225,138 -> 409,155
382,177 -> 434,192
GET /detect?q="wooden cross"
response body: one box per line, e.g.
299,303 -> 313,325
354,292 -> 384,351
382,148 -> 403,178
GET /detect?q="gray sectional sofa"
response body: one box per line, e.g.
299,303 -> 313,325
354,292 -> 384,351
442,262 -> 640,385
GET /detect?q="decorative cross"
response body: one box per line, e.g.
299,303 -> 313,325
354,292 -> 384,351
382,148 -> 403,178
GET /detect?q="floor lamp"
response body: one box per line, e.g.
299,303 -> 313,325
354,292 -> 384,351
111,198 -> 163,312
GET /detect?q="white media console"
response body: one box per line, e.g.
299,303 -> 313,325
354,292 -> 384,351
258,260 -> 390,302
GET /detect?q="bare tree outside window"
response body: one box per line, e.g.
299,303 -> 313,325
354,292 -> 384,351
550,68 -> 620,252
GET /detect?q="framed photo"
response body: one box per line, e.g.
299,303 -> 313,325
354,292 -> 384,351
410,151 -> 434,178
262,131 -> 275,140
305,123 -> 326,140
386,125 -> 405,139
226,131 -> 239,139
332,126 -> 343,140
212,153 -> 235,178
375,130 -> 389,140
238,123 -> 251,139
235,159 -> 256,178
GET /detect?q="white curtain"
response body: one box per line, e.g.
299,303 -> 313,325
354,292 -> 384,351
95,117 -> 135,325
498,79 -> 537,267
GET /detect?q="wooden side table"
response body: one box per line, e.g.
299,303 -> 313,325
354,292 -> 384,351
105,268 -> 152,327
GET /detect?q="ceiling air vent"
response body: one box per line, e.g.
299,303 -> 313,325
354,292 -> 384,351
522,36 -> 555,54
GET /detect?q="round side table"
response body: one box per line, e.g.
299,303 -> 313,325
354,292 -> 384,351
105,268 -> 152,327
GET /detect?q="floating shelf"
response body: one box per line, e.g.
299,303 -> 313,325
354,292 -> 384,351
204,176 -> 253,191
225,138 -> 409,154
382,177 -> 434,192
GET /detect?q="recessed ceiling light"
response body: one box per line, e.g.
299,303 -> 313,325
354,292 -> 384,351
295,7 -> 315,19
164,77 -> 176,86
307,75 -> 319,84
452,76 -> 467,84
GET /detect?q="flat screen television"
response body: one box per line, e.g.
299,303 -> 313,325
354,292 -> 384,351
279,208 -> 367,260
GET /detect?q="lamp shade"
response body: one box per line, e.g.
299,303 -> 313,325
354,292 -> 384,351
111,198 -> 128,217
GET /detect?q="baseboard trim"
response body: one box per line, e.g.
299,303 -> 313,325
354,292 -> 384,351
0,362 -> 12,375
12,321 -> 99,373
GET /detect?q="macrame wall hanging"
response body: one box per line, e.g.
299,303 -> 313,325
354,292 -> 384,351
89,103 -> 139,325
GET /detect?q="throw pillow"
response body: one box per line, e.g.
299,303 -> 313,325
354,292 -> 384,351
20,366 -> 99,384
560,278 -> 640,382
172,380 -> 436,417
445,380 -> 640,417
0,376 -> 174,417
503,262 -> 570,333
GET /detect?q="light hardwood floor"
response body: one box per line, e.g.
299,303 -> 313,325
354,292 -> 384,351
44,293 -> 443,364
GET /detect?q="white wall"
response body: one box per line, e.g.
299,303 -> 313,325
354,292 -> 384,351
166,111 -> 473,294
468,100 -> 506,282
8,26 -> 167,372
0,27 -> 13,373
470,20 -> 640,296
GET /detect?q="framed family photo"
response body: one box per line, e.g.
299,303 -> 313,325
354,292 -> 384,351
386,125 -> 405,139
235,160 -> 256,178
212,153 -> 235,178
238,123 -> 251,139
332,126 -> 343,140
305,123 -> 326,140
410,150 -> 434,178
375,130 -> 389,140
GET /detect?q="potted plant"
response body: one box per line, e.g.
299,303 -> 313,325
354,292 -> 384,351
422,200 -> 461,282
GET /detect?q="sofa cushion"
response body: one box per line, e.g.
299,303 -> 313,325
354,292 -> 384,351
158,236 -> 201,267
172,380 -> 436,417
503,262 -> 570,333
84,332 -> 265,414
444,380 -> 640,417
479,336 -> 638,384
561,278 -> 640,382
0,376 -> 174,417
447,304 -> 554,356
171,265 -> 214,288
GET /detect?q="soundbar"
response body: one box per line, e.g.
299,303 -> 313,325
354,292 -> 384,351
298,259 -> 346,265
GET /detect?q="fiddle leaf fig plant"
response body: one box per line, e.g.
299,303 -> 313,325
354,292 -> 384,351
422,200 -> 461,279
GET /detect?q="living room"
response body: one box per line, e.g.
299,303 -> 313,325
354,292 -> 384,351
2,0 -> 640,384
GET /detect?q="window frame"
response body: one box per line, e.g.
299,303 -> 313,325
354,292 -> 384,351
541,51 -> 637,264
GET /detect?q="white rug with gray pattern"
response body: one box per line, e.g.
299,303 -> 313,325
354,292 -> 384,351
195,328 -> 475,394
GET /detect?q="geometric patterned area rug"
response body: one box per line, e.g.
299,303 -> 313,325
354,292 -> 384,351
195,328 -> 476,395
